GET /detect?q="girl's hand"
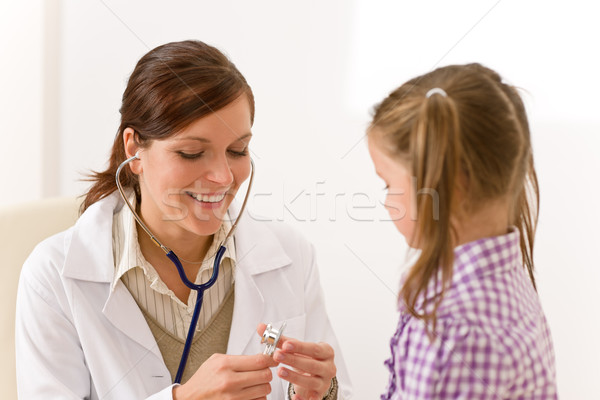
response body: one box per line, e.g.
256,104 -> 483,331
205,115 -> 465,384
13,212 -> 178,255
257,323 -> 336,400
173,352 -> 278,400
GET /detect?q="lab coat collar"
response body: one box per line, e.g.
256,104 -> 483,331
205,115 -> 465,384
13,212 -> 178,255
61,192 -> 293,357
61,191 -> 121,282
61,193 -> 292,281
61,192 -> 164,360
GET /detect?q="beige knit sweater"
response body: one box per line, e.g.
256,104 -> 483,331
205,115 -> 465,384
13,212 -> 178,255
141,287 -> 235,384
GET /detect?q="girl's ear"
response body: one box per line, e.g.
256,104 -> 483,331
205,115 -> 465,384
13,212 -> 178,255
123,127 -> 142,174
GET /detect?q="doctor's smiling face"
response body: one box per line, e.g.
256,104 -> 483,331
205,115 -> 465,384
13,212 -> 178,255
124,94 -> 252,239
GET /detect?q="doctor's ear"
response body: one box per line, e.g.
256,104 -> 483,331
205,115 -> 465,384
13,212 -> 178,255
123,127 -> 143,174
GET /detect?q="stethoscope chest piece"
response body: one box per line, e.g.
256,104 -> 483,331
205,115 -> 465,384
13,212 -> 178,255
261,322 -> 287,356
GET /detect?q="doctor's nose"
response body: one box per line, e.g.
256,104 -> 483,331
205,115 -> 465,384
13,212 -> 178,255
205,154 -> 234,186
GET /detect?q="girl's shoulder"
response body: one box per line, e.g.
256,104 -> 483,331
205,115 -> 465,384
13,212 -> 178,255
438,262 -> 543,329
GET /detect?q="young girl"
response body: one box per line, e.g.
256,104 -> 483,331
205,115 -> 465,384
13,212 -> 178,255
368,64 -> 557,399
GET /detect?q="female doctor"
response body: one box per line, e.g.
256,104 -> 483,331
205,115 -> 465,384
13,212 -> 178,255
15,40 -> 351,400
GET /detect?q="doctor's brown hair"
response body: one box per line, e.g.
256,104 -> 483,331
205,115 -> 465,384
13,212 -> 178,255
369,63 -> 539,336
81,40 -> 254,213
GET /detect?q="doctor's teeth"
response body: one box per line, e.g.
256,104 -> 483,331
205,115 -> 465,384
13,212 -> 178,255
190,192 -> 226,203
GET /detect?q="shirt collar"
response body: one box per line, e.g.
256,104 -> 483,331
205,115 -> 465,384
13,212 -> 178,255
400,228 -> 521,312
452,227 -> 521,283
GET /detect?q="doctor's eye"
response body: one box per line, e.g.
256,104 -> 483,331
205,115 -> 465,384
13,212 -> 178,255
177,151 -> 204,160
228,148 -> 249,158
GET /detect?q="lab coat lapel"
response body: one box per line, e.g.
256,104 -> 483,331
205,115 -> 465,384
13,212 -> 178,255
227,210 -> 292,356
103,280 -> 163,361
62,192 -> 163,362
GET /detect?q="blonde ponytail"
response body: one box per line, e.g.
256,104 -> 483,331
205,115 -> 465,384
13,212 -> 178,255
402,89 -> 461,336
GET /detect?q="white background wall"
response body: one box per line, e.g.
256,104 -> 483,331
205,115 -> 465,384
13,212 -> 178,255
2,0 -> 599,398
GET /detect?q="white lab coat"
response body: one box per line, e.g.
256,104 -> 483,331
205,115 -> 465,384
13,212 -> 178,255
15,192 -> 352,399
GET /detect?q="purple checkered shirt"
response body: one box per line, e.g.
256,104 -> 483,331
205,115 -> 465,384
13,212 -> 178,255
382,229 -> 557,399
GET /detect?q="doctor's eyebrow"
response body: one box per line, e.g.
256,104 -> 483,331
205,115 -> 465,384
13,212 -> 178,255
174,133 -> 253,143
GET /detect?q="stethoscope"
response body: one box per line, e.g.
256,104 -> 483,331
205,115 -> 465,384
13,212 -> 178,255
115,151 -> 255,383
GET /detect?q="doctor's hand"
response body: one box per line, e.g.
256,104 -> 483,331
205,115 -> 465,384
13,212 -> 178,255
257,323 -> 336,400
172,353 -> 277,400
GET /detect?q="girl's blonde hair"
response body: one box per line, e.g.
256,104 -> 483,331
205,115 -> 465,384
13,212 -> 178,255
369,63 -> 539,334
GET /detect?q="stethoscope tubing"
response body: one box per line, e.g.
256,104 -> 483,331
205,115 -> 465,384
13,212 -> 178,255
169,245 -> 227,383
115,152 -> 254,383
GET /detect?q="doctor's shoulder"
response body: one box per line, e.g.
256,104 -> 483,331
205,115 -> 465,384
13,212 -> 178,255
19,191 -> 118,280
19,226 -> 75,297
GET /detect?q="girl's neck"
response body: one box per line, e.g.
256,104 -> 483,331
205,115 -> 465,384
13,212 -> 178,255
453,199 -> 511,247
